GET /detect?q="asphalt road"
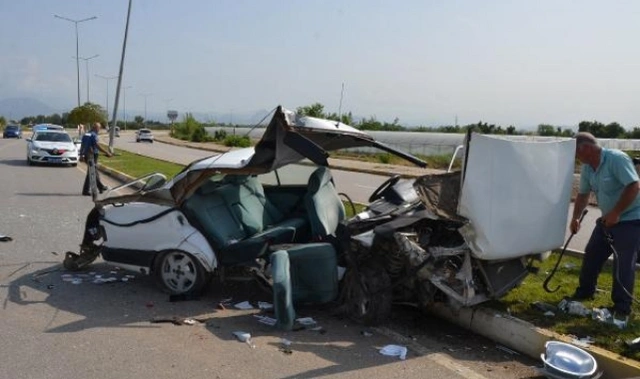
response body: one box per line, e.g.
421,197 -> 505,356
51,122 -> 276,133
0,138 -> 542,378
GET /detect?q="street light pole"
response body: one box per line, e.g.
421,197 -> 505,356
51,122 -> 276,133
74,54 -> 99,103
96,74 -> 118,124
54,14 -> 97,107
140,93 -> 152,122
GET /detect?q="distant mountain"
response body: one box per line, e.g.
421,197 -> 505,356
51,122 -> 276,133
0,98 -> 57,121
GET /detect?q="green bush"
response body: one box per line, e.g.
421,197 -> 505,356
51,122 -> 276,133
223,135 -> 251,147
378,154 -> 391,164
214,129 -> 228,141
171,113 -> 211,142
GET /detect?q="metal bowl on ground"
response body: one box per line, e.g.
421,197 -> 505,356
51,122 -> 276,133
540,341 -> 598,379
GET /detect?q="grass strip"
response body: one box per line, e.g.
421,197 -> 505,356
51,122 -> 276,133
488,252 -> 640,359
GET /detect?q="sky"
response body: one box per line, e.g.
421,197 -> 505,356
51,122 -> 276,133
1,0 -> 640,128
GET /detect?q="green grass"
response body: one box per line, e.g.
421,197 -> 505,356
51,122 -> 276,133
101,146 -> 184,179
487,252 -> 640,359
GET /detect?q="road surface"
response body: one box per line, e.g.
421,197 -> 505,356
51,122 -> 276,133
0,138 -> 540,379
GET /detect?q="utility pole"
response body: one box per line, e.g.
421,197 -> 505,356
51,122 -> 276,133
74,54 -> 99,103
96,74 -> 118,124
140,93 -> 152,121
54,14 -> 97,107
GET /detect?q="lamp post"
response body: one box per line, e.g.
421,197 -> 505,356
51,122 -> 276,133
96,74 -> 118,124
73,54 -> 99,103
140,93 -> 152,121
54,14 -> 97,107
122,86 -> 132,130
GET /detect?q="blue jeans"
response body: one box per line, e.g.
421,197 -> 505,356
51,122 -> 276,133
575,219 -> 640,315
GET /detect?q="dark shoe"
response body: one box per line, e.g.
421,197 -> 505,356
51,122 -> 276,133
99,186 -> 109,194
82,192 -> 91,196
567,291 -> 594,301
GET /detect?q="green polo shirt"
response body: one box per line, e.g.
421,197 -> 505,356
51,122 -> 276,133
579,148 -> 640,221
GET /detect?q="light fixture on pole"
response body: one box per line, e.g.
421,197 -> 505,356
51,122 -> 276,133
73,54 -> 99,103
122,86 -> 132,130
140,93 -> 152,121
54,14 -> 97,107
95,74 -> 118,124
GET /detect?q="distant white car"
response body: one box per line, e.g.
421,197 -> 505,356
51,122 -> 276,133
136,128 -> 154,143
26,129 -> 79,166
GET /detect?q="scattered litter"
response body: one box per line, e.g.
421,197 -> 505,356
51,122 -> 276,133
0,235 -> 13,242
558,299 -> 591,317
563,262 -> 577,269
361,330 -> 373,337
258,301 -> 273,310
592,308 -> 612,323
379,344 -> 408,360
296,317 -> 317,326
254,315 -> 277,326
71,278 -> 82,285
47,284 -> 54,290
50,251 -> 58,256
571,336 -> 596,348
281,338 -> 292,346
232,331 -> 256,348
625,336 -> 640,350
496,345 -> 519,355
151,316 -> 200,326
234,301 -> 254,310
543,311 -> 555,317
309,326 -> 327,334
217,303 -> 227,311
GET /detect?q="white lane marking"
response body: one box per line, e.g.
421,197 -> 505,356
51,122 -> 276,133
373,326 -> 491,379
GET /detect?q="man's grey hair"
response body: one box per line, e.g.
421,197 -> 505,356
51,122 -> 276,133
575,132 -> 598,146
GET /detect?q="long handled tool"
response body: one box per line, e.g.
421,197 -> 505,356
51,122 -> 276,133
543,209 -> 588,293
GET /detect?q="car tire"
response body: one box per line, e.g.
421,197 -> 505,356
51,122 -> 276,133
341,263 -> 392,326
153,250 -> 208,295
27,158 -> 34,166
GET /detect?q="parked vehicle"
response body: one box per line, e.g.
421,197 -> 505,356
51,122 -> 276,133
64,106 -> 575,325
136,128 -> 154,143
3,125 -> 22,139
26,129 -> 79,166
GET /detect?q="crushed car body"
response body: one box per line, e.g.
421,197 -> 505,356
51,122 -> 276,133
65,105 -> 576,325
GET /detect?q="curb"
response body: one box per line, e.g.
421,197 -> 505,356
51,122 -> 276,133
429,304 -> 640,379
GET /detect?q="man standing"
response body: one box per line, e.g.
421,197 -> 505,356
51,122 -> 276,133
80,122 -> 112,196
571,132 -> 640,325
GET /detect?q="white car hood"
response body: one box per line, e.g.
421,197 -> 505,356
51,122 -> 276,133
32,141 -> 76,151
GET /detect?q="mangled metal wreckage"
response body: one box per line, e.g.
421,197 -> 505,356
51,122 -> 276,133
65,106 -> 576,325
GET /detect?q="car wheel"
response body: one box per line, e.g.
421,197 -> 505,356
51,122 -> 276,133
27,158 -> 34,166
153,250 -> 208,295
341,263 -> 392,326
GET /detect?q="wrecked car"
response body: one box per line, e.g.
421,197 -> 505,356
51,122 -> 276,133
64,106 -> 576,325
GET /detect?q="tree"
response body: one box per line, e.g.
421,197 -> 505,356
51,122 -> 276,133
537,124 -> 556,136
603,122 -> 625,139
296,103 -> 325,118
578,121 -> 605,137
67,102 -> 107,127
134,116 -> 144,126
0,116 -> 5,127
